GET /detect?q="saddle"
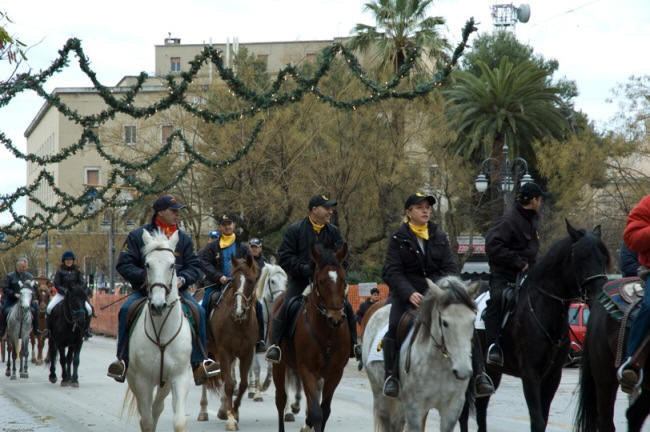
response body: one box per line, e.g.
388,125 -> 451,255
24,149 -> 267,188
286,295 -> 306,339
598,277 -> 645,325
397,309 -> 417,348
126,296 -> 200,337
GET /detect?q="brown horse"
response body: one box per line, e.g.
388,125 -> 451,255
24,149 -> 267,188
359,300 -> 385,341
271,243 -> 349,432
30,284 -> 51,365
198,254 -> 259,431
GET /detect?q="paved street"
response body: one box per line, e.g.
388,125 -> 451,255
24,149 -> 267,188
0,335 -> 643,431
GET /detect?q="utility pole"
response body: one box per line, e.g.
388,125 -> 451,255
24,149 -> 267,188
107,210 -> 116,293
44,232 -> 49,279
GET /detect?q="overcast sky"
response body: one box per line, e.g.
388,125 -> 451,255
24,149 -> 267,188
1,0 -> 649,223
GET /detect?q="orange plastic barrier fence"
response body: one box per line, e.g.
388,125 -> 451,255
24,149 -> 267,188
89,283 -> 390,338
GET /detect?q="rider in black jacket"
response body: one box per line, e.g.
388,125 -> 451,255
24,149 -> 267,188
265,194 -> 360,364
381,193 -> 457,397
0,257 -> 36,337
484,182 -> 544,367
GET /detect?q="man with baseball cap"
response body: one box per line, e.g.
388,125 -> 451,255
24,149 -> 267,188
107,194 -> 220,385
265,194 -> 361,363
484,182 -> 545,367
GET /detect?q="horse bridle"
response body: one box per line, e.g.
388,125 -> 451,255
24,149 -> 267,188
420,310 -> 450,360
312,279 -> 345,319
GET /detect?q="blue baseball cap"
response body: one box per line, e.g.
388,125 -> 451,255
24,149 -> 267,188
153,194 -> 185,212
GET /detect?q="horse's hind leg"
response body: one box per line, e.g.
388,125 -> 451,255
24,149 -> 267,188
626,389 -> 650,432
197,385 -> 209,421
291,372 -> 302,414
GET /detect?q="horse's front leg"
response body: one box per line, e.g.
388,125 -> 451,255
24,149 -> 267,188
320,369 -> 344,430
272,362 -> 288,432
403,401 -> 426,432
30,333 -> 36,363
521,373 -> 546,432
59,345 -> 69,385
129,375 -> 155,432
48,340 -> 57,383
197,385 -> 209,421
439,396 -> 467,432
234,350 -> 253,418
539,364 -> 562,424
298,367 -> 323,432
169,370 -> 190,432
221,356 -> 238,431
37,334 -> 45,364
70,343 -> 82,386
20,339 -> 29,378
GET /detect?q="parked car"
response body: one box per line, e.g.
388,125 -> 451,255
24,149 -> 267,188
566,302 -> 589,366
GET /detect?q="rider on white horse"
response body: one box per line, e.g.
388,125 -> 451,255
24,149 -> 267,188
46,251 -> 93,338
107,194 -> 220,385
0,257 -> 37,338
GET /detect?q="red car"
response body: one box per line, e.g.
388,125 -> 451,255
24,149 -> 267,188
566,302 -> 589,366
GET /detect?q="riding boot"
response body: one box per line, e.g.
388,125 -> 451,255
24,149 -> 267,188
256,302 -> 266,353
618,334 -> 650,393
345,301 -> 362,361
265,316 -> 285,363
485,296 -> 504,367
474,372 -> 496,398
192,359 -> 221,386
107,341 -> 129,383
382,337 -> 400,398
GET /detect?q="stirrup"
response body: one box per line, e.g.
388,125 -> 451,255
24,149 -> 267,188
618,357 -> 644,393
265,344 -> 281,364
382,376 -> 400,398
202,359 -> 221,377
487,343 -> 504,367
474,372 -> 496,398
107,359 -> 126,383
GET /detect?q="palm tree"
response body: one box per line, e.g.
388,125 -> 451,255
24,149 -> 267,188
445,58 -> 567,163
348,0 -> 450,74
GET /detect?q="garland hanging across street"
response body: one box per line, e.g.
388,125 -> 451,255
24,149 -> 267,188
0,19 -> 477,249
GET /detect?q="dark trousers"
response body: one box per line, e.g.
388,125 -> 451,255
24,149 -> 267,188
256,301 -> 264,341
386,297 -> 410,340
627,274 -> 650,356
117,290 -> 206,365
484,274 -> 511,346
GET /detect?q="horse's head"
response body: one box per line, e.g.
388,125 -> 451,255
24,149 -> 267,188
310,243 -> 348,328
566,220 -> 610,299
230,254 -> 259,321
66,283 -> 89,324
142,229 -> 179,316
256,264 -> 287,306
18,286 -> 32,310
418,276 -> 477,381
37,284 -> 51,308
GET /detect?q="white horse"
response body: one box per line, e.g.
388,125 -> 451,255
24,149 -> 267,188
363,276 -> 478,432
125,230 -> 192,432
5,283 -> 33,380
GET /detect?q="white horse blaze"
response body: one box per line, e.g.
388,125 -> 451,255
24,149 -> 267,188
328,271 -> 338,283
235,274 -> 245,315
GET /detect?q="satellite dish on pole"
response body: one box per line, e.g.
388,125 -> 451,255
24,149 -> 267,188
517,4 -> 531,23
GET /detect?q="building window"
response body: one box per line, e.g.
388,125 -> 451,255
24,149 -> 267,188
161,125 -> 174,144
85,168 -> 100,186
170,57 -> 181,72
124,125 -> 136,144
257,54 -> 268,66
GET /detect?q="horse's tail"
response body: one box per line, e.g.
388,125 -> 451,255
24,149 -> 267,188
121,387 -> 138,420
574,342 -> 598,432
205,374 -> 223,393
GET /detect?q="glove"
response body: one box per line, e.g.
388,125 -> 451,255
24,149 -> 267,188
301,263 -> 313,280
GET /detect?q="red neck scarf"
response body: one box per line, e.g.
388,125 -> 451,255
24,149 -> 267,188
155,218 -> 178,238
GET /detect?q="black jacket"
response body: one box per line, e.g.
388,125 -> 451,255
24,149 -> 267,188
54,265 -> 84,296
116,224 -> 201,292
278,217 -> 347,287
355,298 -> 377,323
382,222 -> 457,304
485,204 -> 540,282
198,238 -> 249,290
2,270 -> 35,303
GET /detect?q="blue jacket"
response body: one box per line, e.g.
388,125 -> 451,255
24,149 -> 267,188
620,243 -> 639,278
116,223 -> 201,292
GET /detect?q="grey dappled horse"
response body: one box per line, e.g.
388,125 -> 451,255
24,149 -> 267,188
6,284 -> 34,380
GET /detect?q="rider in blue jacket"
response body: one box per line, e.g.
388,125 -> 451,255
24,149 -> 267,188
106,194 -> 220,385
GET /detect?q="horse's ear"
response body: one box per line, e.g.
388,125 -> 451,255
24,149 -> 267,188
168,231 -> 179,250
245,252 -> 254,268
142,229 -> 153,245
592,225 -> 602,238
335,243 -> 348,264
311,244 -> 322,264
565,219 -> 581,242
231,254 -> 239,267
466,280 -> 481,298
426,278 -> 445,299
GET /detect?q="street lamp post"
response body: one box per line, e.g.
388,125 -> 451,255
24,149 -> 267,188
475,138 -> 534,212
101,209 -> 135,293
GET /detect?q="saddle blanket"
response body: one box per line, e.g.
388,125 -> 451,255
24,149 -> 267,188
474,291 -> 490,330
366,323 -> 415,365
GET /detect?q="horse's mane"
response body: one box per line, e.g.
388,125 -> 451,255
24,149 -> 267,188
418,276 -> 476,330
141,229 -> 172,257
254,265 -> 270,300
313,244 -> 340,268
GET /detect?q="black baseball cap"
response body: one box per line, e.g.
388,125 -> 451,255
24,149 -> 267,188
308,194 -> 337,210
249,237 -> 262,247
370,287 -> 379,295
218,213 -> 236,224
153,194 -> 185,212
404,193 -> 436,210
518,182 -> 547,201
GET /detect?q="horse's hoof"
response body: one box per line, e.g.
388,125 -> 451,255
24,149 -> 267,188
5,370 -> 9,377
291,403 -> 300,414
300,426 -> 313,432
10,375 -> 16,380
71,381 -> 79,388
20,373 -> 28,379
254,394 -> 263,402
284,413 -> 295,422
61,380 -> 69,387
197,412 -> 209,422
49,375 -> 57,384
248,391 -> 255,399
217,409 -> 227,420
31,358 -> 36,364
225,421 -> 239,431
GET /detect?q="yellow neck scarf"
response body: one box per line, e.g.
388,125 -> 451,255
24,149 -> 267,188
309,217 -> 324,234
219,233 -> 236,249
408,222 -> 429,240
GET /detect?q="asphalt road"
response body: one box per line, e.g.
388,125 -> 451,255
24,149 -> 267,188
0,335 -> 643,432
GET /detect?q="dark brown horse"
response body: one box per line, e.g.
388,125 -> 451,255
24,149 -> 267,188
575,277 -> 650,432
197,254 -> 259,431
30,283 -> 51,365
359,300 -> 385,341
271,243 -> 349,432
